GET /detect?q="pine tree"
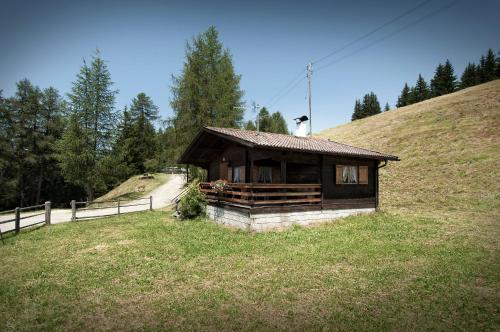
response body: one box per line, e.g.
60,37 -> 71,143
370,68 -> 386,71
10,79 -> 45,206
396,83 -> 411,107
362,92 -> 381,117
59,51 -> 118,201
460,62 -> 479,89
351,99 -> 362,121
430,63 -> 445,97
431,60 -> 456,97
171,26 -> 244,162
496,51 -> 500,78
384,102 -> 390,112
480,49 -> 497,83
35,87 -> 65,204
410,74 -> 430,103
353,93 -> 380,120
0,91 -> 18,208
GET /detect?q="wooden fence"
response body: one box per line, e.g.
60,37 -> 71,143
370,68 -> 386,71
0,202 -> 51,240
70,196 -> 153,221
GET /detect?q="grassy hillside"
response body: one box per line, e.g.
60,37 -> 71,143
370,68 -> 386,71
319,80 -> 500,222
95,173 -> 169,202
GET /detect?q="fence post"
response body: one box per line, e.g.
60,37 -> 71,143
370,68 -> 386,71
15,207 -> 20,234
150,196 -> 153,211
71,200 -> 76,221
45,201 -> 51,225
117,199 -> 120,216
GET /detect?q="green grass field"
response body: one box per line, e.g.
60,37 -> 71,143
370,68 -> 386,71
0,211 -> 498,330
1,81 -> 499,330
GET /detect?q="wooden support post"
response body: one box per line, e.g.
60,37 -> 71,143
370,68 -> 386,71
117,200 -> 120,216
14,207 -> 20,234
149,196 -> 153,211
280,160 -> 287,184
45,201 -> 51,225
71,200 -> 76,221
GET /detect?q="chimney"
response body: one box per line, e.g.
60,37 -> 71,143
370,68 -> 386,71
294,115 -> 309,137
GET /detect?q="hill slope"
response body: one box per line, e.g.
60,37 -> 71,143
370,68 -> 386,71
95,173 -> 170,202
319,80 -> 500,221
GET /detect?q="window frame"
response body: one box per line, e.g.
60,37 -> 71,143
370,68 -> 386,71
335,165 -> 369,185
257,166 -> 273,183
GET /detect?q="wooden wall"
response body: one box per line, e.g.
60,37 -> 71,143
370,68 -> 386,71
204,145 -> 378,200
321,157 -> 376,199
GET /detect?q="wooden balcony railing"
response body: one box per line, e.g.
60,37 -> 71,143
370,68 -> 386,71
199,182 -> 322,207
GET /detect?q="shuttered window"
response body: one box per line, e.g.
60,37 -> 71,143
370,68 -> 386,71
335,165 -> 368,185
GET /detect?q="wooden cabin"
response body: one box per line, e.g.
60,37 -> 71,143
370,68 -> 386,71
179,126 -> 399,231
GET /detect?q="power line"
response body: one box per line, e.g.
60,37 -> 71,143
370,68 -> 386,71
312,0 -> 433,65
263,0 -> 460,113
315,0 -> 460,72
264,69 -> 304,107
268,76 -> 306,109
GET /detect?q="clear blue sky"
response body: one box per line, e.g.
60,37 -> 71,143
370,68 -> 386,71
1,0 -> 499,133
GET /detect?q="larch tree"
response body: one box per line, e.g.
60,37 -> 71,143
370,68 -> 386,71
384,102 -> 390,112
170,26 -> 244,162
59,51 -> 118,201
269,112 -> 289,134
128,92 -> 159,173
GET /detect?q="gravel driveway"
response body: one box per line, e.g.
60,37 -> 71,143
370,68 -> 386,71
0,174 -> 186,234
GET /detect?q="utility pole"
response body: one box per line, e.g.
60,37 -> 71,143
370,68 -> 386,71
252,102 -> 261,133
306,62 -> 313,136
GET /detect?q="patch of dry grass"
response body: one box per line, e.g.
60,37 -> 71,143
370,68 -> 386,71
94,173 -> 169,203
318,80 -> 500,223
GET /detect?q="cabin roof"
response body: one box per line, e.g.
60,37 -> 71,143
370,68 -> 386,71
179,126 -> 399,165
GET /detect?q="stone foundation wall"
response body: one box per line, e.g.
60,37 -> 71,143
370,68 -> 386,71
206,204 -> 375,232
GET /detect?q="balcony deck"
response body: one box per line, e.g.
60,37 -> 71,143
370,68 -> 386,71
199,182 -> 375,213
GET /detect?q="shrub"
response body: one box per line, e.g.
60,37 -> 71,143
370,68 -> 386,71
178,183 -> 207,219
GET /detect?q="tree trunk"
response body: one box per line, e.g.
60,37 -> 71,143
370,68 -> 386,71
86,185 -> 94,202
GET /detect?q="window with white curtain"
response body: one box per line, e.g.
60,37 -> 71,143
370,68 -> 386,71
339,165 -> 358,184
258,166 -> 272,183
233,166 -> 242,183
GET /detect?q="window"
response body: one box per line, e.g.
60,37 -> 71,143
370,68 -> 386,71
233,166 -> 242,183
336,165 -> 368,185
258,166 -> 272,183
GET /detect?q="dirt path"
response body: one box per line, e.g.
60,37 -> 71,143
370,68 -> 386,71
0,174 -> 186,233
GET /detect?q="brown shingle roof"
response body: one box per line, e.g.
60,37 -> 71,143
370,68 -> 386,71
203,126 -> 399,161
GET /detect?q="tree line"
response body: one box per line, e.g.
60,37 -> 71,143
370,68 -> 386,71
244,106 -> 289,134
352,48 -> 500,121
0,26 -> 290,209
